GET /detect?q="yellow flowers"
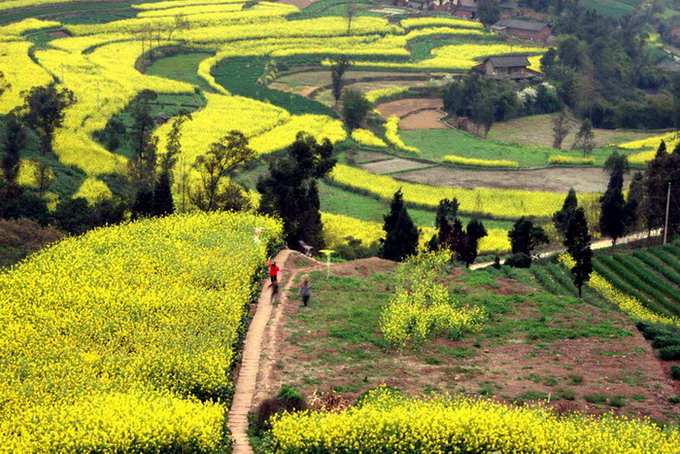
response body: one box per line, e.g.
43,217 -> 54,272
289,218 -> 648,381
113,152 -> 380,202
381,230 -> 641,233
618,132 -> 677,164
385,117 -> 419,153
443,154 -> 519,168
380,251 -> 485,348
400,17 -> 484,30
330,164 -> 599,219
268,387 -> 680,453
548,155 -> 595,165
0,212 -> 282,451
0,41 -> 53,114
350,128 -> 386,147
73,177 -> 112,203
364,86 -> 409,104
559,254 -> 680,328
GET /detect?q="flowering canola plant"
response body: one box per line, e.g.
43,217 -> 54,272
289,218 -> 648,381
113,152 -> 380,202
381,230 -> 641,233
268,387 -> 680,453
364,86 -> 409,104
559,254 -> 680,328
330,164 -> 600,219
384,117 -> 419,153
350,128 -> 386,147
380,251 -> 485,348
548,155 -> 595,165
0,211 -> 282,451
443,154 -> 519,168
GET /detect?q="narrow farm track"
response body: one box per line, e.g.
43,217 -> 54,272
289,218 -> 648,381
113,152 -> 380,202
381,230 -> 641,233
228,248 -> 295,454
470,229 -> 662,270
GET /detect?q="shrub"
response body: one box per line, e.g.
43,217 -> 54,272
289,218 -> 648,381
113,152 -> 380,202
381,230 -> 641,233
659,345 -> 680,361
651,335 -> 680,349
583,393 -> 607,404
642,324 -> 675,340
608,396 -> 626,408
255,385 -> 308,434
505,253 -> 532,268
670,366 -> 680,380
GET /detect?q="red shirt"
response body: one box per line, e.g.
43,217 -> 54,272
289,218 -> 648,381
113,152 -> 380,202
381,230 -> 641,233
269,265 -> 280,276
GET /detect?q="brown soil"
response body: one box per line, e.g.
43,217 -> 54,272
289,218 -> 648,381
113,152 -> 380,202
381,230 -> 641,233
400,109 -> 448,130
354,151 -> 392,164
49,30 -> 69,38
394,166 -> 632,193
256,258 -> 680,419
376,97 -> 443,119
278,0 -> 319,8
256,262 -> 680,421
487,114 -> 663,149
361,158 -> 434,174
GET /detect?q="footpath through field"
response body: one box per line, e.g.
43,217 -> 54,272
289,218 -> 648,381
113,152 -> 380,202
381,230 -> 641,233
470,229 -> 662,270
228,248 -> 295,454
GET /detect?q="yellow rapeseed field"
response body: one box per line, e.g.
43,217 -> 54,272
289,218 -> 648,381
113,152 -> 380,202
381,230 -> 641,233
268,387 -> 680,453
0,212 -> 282,451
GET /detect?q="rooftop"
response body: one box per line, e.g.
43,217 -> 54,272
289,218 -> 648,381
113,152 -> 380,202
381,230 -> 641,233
494,18 -> 550,32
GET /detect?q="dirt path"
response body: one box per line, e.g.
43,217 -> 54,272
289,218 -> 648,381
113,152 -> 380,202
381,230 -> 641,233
227,249 -> 295,454
470,229 -> 663,270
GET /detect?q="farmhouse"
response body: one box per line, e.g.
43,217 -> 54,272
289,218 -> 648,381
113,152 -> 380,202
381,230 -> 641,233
490,18 -> 552,42
452,0 -> 518,18
472,55 -> 540,80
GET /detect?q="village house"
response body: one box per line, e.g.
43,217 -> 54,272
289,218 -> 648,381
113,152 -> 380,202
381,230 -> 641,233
472,55 -> 540,80
451,0 -> 518,18
490,18 -> 552,42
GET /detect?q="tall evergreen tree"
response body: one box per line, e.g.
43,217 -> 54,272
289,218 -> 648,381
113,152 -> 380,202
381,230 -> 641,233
330,57 -> 350,105
341,88 -> 371,130
624,171 -> 644,231
258,132 -> 335,249
599,152 -> 629,245
458,218 -> 488,267
380,189 -> 419,262
643,140 -> 680,237
552,188 -> 578,237
1,113 -> 26,185
507,217 -> 549,267
429,198 -> 459,251
564,207 -> 593,298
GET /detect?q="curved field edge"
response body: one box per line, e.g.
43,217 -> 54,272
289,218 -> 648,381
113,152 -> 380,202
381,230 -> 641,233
0,211 -> 282,452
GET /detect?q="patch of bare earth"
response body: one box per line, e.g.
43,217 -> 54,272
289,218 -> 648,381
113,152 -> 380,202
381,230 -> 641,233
487,114 -> 663,148
394,166 -> 633,193
361,158 -> 434,174
277,0 -> 318,8
376,97 -> 443,119
354,151 -> 392,163
400,109 -> 448,130
49,30 -> 69,38
256,264 -> 679,421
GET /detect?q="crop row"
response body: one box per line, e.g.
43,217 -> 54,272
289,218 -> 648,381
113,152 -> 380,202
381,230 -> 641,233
268,387 -> 680,453
443,154 -> 519,168
329,164 -> 600,219
599,255 -> 680,317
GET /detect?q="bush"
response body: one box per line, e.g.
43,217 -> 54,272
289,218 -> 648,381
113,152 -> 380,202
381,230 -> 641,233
652,335 -> 680,349
642,324 -> 675,340
254,385 -> 308,435
505,253 -> 531,268
583,393 -> 607,404
670,366 -> 680,380
660,345 -> 680,361
608,396 -> 626,408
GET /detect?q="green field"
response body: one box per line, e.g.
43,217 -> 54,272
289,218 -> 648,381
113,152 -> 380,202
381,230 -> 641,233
400,128 -> 642,168
592,242 -> 680,318
580,0 -> 642,18
146,53 -> 213,89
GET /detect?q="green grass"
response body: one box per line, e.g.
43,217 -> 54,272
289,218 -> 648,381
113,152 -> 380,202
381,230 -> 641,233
212,57 -> 337,117
0,114 -> 86,198
288,0 -> 375,20
273,263 -> 637,402
146,53 -> 213,89
399,129 -> 639,169
580,0 -> 642,18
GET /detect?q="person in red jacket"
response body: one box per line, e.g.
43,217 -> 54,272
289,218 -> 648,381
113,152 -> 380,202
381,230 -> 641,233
268,262 -> 280,284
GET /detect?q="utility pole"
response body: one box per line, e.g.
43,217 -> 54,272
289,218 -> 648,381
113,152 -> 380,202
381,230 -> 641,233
664,181 -> 671,245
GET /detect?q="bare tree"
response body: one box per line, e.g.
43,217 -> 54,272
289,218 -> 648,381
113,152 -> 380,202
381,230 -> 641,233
572,119 -> 595,157
551,110 -> 571,149
190,131 -> 256,211
330,56 -> 350,106
345,4 -> 361,35
33,161 -> 54,196
167,14 -> 190,40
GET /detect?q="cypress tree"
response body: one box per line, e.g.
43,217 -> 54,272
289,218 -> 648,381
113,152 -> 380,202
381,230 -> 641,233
151,171 -> 174,217
564,207 -> 593,298
2,113 -> 26,185
599,153 -> 629,245
380,189 -> 419,262
553,188 -> 578,237
459,218 -> 488,267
